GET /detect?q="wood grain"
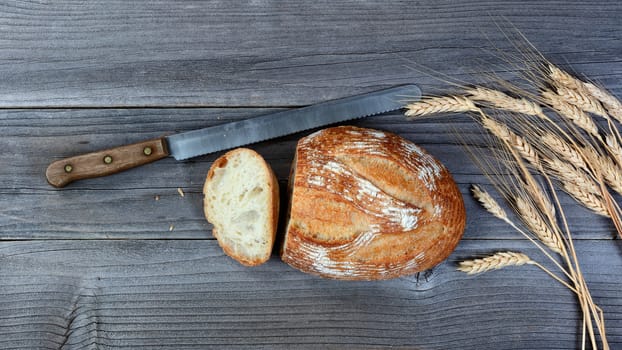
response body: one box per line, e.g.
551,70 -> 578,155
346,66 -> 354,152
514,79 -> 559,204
0,239 -> 619,349
46,137 -> 169,188
0,1 -> 619,107
1,1 -> 621,348
1,108 -> 618,240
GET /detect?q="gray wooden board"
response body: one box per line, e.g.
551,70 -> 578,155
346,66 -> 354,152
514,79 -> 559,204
1,0 -> 622,349
1,108 -> 618,240
0,1 -> 619,107
0,239 -> 621,350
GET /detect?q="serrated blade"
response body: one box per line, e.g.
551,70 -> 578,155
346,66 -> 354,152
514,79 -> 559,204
166,84 -> 421,160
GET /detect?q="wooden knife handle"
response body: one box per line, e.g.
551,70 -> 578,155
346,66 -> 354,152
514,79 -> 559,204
46,137 -> 170,188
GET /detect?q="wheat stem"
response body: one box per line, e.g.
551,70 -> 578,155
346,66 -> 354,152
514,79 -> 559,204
530,261 -> 578,293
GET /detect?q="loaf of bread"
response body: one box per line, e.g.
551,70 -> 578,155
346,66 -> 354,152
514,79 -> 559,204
281,126 -> 465,280
203,148 -> 279,266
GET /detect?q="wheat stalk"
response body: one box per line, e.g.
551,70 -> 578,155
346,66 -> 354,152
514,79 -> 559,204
466,86 -> 543,116
402,49 -> 612,348
458,251 -> 534,274
405,95 -> 478,118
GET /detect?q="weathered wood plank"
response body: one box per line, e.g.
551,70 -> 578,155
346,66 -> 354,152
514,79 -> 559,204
0,239 -> 619,349
0,1 -> 619,107
2,108 -> 619,240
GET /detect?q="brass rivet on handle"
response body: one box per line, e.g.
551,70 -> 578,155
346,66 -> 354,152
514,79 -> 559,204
103,155 -> 113,164
64,164 -> 73,173
143,146 -> 152,156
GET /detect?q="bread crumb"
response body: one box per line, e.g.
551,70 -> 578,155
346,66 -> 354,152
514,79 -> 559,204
177,187 -> 185,197
169,224 -> 175,231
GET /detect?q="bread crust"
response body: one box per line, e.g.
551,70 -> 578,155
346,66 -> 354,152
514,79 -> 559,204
203,148 -> 279,266
281,126 -> 465,280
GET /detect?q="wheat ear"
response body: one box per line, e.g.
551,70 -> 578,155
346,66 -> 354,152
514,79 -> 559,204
563,182 -> 610,217
480,116 -> 540,166
582,144 -> 622,195
514,197 -> 563,254
541,132 -> 589,172
548,64 -> 587,91
541,90 -> 601,139
458,251 -> 534,274
405,96 -> 478,118
605,134 -> 622,165
543,158 -> 609,217
548,64 -> 609,118
466,87 -> 543,116
471,185 -> 507,220
554,86 -> 609,119
584,82 -> 622,123
458,251 -> 575,291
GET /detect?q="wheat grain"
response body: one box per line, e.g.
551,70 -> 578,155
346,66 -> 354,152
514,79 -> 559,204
514,197 -> 563,253
584,82 -> 622,122
405,95 -> 478,118
541,90 -> 600,138
458,251 -> 534,275
471,185 -> 507,220
466,86 -> 543,116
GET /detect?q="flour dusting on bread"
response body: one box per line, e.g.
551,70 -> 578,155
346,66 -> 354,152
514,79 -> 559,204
281,126 -> 466,280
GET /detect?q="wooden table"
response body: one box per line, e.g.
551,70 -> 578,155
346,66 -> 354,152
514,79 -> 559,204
1,1 -> 620,349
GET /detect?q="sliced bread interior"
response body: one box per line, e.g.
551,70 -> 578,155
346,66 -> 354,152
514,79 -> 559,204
203,148 -> 279,266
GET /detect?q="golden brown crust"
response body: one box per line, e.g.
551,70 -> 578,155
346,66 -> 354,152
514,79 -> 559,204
281,126 -> 465,280
203,148 -> 279,267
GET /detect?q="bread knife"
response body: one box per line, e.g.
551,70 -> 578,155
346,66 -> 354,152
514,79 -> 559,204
46,84 -> 421,188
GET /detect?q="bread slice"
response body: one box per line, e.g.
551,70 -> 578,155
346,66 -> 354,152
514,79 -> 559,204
203,148 -> 279,266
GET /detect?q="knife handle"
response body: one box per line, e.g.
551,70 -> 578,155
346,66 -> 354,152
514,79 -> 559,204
46,138 -> 170,188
